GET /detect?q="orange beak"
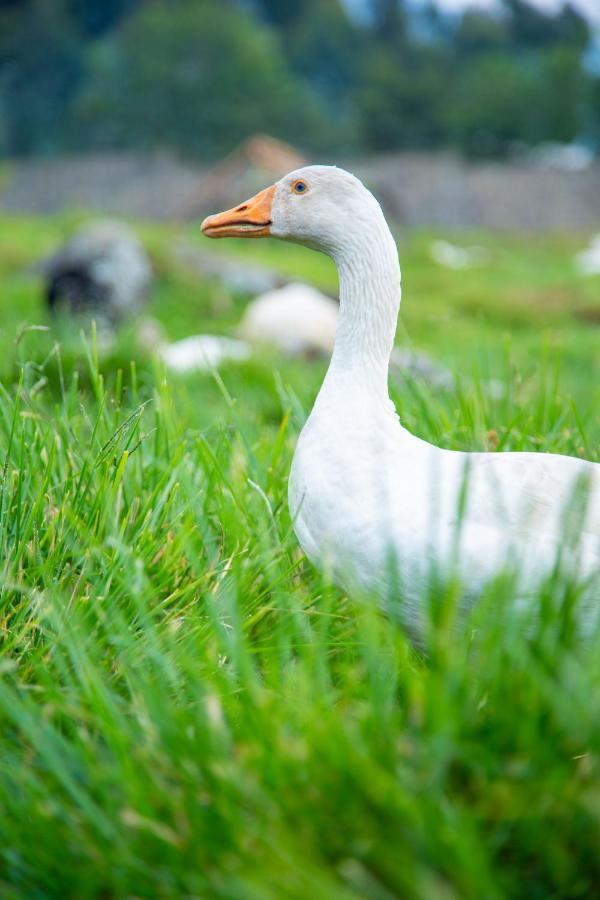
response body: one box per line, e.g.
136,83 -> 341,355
201,184 -> 275,239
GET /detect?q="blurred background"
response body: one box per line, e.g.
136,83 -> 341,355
0,0 -> 598,421
0,0 -> 599,226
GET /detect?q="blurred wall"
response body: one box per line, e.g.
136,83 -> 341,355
2,149 -> 599,231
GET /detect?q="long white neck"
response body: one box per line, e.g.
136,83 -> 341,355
323,204 -> 401,399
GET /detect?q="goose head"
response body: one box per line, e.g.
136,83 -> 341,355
202,165 -> 401,370
201,165 -> 386,258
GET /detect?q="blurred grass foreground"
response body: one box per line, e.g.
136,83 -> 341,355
1,0 -> 600,896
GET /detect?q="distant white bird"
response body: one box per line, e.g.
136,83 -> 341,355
202,165 -> 600,630
239,282 -> 339,357
137,319 -> 251,372
159,334 -> 251,372
575,235 -> 600,277
430,239 -> 489,270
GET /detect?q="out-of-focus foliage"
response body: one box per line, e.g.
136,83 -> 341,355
0,2 -> 84,155
66,1 -> 330,159
0,0 -> 598,160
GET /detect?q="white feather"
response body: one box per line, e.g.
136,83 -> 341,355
262,165 -> 600,628
159,335 -> 251,372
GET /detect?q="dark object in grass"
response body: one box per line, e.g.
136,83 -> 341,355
43,220 -> 152,328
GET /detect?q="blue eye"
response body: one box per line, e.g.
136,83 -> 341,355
293,180 -> 307,194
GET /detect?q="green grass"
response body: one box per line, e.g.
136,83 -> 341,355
0,215 -> 599,898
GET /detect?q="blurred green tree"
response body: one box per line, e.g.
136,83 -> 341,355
65,0 -> 141,38
0,0 -> 598,160
272,0 -> 362,152
364,0 -> 408,46
0,2 -> 83,155
447,0 -> 594,155
445,54 -> 541,156
66,0 -> 330,159
536,46 -> 590,143
354,0 -> 449,152
356,46 -> 450,151
505,0 -> 589,50
455,10 -> 511,57
250,0 -> 305,29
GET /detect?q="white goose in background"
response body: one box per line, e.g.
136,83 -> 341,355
202,166 -> 600,630
143,279 -> 453,389
239,282 -> 340,358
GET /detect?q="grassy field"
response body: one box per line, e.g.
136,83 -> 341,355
0,214 -> 599,898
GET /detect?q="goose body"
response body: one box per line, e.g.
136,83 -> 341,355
291,396 -> 599,617
202,166 -> 600,627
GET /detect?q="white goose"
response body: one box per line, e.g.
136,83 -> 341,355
202,166 -> 600,628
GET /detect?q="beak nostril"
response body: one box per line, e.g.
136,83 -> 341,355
201,185 -> 274,238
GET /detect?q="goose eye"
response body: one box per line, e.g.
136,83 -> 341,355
292,180 -> 307,195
